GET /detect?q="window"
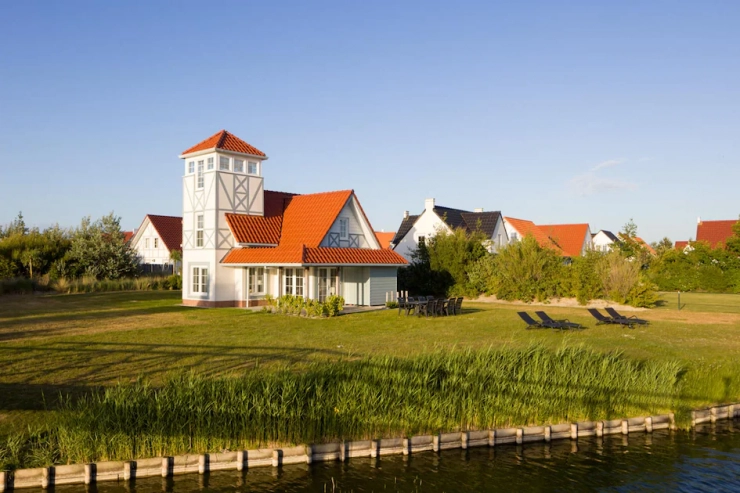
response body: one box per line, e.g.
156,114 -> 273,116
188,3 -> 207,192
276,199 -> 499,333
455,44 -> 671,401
192,266 -> 208,293
318,268 -> 337,302
511,232 -> 518,242
196,215 -> 204,247
154,238 -> 159,248
249,267 -> 265,294
207,157 -> 214,170
248,161 -> 258,175
339,218 -> 349,239
283,268 -> 305,296
219,156 -> 230,171
197,161 -> 204,189
418,236 -> 426,246
188,161 -> 195,174
234,159 -> 244,173
145,238 -> 149,248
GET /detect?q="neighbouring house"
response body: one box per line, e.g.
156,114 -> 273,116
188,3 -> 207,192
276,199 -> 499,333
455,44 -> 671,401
503,217 -> 591,257
591,230 -> 619,252
675,240 -> 691,252
375,231 -> 395,249
696,217 -> 739,249
180,130 -> 407,308
129,215 -> 183,274
123,231 -> 134,244
390,198 -> 506,261
623,235 -> 656,255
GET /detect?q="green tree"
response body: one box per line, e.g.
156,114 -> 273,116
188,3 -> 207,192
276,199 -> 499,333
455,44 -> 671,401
67,213 -> 138,280
426,228 -> 488,296
19,249 -> 42,278
725,217 -> 740,255
169,249 -> 182,275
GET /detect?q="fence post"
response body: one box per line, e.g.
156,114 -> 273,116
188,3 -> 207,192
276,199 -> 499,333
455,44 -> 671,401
0,470 -> 6,493
123,461 -> 132,480
678,291 -> 681,311
84,464 -> 94,485
570,423 -> 578,440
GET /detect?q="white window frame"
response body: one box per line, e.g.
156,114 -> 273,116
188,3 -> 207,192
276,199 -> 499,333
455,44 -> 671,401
248,161 -> 258,175
283,268 -> 305,296
284,268 -> 294,295
219,156 -> 230,171
207,157 -> 214,170
188,161 -> 195,174
234,159 -> 244,173
196,215 -> 204,248
249,267 -> 265,295
339,217 -> 349,240
197,161 -> 204,189
191,265 -> 209,295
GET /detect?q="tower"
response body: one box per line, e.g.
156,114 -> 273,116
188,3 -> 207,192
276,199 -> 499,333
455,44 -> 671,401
179,130 -> 268,306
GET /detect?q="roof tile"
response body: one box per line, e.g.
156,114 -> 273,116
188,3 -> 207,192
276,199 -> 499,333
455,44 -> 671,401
696,220 -> 739,248
146,215 -> 182,252
181,130 -> 266,157
539,223 -> 590,257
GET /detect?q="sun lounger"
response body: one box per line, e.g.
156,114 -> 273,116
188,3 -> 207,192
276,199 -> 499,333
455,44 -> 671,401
535,311 -> 583,329
604,307 -> 649,325
518,312 -> 560,329
587,308 -> 635,328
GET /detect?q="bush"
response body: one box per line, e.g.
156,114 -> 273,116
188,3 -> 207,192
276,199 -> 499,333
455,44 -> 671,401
385,301 -> 399,309
269,295 -> 344,317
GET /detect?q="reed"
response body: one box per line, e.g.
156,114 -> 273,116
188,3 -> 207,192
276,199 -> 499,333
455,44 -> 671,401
0,345 -> 683,469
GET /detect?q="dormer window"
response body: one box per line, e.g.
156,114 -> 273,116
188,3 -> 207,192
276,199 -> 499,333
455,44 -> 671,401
219,156 -> 230,171
234,159 -> 244,173
248,161 -> 258,175
339,217 -> 349,240
207,157 -> 214,170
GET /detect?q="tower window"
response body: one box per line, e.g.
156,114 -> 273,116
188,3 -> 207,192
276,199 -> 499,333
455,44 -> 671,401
248,161 -> 258,175
219,156 -> 230,171
234,159 -> 244,173
197,161 -> 204,189
207,157 -> 214,170
192,266 -> 208,294
196,215 -> 204,247
188,161 -> 194,174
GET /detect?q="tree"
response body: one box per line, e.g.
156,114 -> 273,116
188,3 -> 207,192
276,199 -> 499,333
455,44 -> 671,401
169,249 -> 182,275
67,212 -> 138,280
1,212 -> 28,238
19,249 -> 42,278
725,217 -> 740,255
652,237 -> 674,256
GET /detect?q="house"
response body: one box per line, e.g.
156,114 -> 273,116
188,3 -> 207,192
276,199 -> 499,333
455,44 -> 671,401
129,215 -> 182,273
375,232 -> 395,249
391,198 -> 506,261
675,240 -> 691,252
503,217 -> 591,257
591,230 -> 619,252
696,218 -> 739,248
180,130 -> 407,308
123,231 -> 134,244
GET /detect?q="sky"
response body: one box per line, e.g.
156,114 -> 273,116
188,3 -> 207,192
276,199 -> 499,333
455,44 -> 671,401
1,1 -> 738,243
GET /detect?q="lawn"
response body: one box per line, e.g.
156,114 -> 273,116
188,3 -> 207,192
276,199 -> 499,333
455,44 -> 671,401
1,290 -> 740,436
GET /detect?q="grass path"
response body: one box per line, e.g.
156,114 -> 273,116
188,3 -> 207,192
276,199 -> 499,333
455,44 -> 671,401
1,291 -> 740,433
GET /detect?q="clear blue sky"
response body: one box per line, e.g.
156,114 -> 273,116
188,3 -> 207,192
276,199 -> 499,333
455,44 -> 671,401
1,1 -> 738,243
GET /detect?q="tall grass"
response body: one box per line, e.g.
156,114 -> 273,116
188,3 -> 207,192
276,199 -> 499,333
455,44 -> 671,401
0,345 -> 683,469
51,275 -> 181,294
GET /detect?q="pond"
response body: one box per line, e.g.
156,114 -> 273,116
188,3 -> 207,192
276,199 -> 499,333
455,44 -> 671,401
56,421 -> 739,492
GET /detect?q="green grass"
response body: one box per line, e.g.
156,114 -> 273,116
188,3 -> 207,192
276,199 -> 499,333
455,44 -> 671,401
656,291 -> 740,313
1,291 -> 740,468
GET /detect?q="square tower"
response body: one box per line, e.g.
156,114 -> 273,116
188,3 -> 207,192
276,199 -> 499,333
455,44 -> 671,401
179,130 -> 268,306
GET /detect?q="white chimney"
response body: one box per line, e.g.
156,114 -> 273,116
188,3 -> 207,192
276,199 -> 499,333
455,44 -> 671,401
403,210 -> 409,219
425,198 -> 436,212
474,208 -> 484,213
697,216 -> 701,225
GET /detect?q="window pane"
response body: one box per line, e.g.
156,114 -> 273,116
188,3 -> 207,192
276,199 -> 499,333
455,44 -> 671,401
296,269 -> 304,296
188,161 -> 195,174
234,159 -> 244,172
248,161 -> 258,174
201,269 -> 208,292
207,157 -> 214,170
193,267 -> 200,293
219,156 -> 230,170
197,161 -> 204,188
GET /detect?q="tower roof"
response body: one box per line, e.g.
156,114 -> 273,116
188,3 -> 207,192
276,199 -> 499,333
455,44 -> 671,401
181,130 -> 266,157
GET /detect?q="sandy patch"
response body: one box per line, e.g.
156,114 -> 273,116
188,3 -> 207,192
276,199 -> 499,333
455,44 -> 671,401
472,295 -> 646,312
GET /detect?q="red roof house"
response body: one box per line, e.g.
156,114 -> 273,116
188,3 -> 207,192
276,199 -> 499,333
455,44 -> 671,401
696,219 -> 739,248
129,215 -> 183,270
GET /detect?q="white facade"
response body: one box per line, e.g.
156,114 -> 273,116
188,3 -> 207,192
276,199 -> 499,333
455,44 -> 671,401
592,230 -> 616,252
181,149 -> 266,306
129,217 -> 181,273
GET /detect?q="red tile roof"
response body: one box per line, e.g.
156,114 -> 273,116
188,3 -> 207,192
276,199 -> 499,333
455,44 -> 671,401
123,231 -> 134,243
539,223 -> 590,257
375,232 -> 395,249
504,217 -> 562,253
222,189 -> 405,266
147,215 -> 182,252
226,191 -> 295,245
181,130 -> 266,157
675,240 -> 689,250
221,246 -> 407,266
696,220 -> 739,248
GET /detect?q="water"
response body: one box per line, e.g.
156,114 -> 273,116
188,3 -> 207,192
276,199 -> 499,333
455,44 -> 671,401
58,422 -> 740,492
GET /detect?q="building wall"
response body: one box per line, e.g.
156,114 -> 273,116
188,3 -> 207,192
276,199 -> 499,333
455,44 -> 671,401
369,267 -> 397,306
320,196 -> 378,249
131,221 -> 173,266
393,211 -> 449,261
487,217 -> 508,252
592,232 -> 614,252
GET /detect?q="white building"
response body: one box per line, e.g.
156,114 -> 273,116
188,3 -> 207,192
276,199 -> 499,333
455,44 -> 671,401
391,198 -> 507,261
179,130 -> 407,307
129,215 -> 182,273
591,230 -> 619,252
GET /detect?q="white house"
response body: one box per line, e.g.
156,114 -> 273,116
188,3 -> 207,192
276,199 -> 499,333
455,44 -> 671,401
179,130 -> 407,308
129,215 -> 182,273
592,230 -> 619,252
391,198 -> 507,261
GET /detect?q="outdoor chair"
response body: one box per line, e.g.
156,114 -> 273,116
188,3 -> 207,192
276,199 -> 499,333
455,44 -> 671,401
417,299 -> 436,318
587,308 -> 635,328
604,307 -> 649,325
426,295 -> 435,301
518,311 -> 558,329
535,311 -> 583,330
435,299 -> 448,316
443,298 -> 456,316
454,297 -> 463,315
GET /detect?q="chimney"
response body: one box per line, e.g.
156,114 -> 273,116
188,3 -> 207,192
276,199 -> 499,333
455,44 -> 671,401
474,208 -> 484,213
424,198 -> 436,212
697,216 -> 701,225
403,210 -> 409,220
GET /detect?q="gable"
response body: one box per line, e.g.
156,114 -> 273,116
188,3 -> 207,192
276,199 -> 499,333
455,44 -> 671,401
320,195 -> 380,249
